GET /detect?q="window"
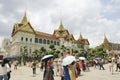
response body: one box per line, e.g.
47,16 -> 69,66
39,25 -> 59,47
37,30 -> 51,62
43,39 -> 46,44
21,37 -> 23,41
30,38 -> 32,42
51,40 -> 53,44
39,38 -> 42,43
35,38 -> 38,43
54,41 -> 56,45
26,38 -> 28,42
57,42 -> 60,46
47,40 -> 50,44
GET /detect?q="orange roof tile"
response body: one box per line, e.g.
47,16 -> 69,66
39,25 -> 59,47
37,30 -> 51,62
35,31 -> 59,41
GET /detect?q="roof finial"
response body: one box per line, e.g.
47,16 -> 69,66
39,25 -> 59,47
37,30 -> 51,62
60,18 -> 62,26
104,34 -> 109,43
21,9 -> 27,24
79,32 -> 83,40
59,18 -> 64,30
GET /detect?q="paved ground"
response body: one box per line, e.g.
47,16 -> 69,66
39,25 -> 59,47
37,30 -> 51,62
11,64 -> 120,80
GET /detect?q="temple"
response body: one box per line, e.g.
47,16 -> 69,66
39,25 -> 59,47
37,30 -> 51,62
101,35 -> 120,54
2,11 -> 90,56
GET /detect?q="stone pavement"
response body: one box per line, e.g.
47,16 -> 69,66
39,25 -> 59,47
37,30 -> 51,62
11,64 -> 120,80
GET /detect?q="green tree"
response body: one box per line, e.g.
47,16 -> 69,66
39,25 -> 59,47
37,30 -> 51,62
40,46 -> 46,56
49,44 -> 56,54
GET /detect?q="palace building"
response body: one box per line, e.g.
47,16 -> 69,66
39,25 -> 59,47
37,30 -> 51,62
2,12 -> 89,56
101,35 -> 120,55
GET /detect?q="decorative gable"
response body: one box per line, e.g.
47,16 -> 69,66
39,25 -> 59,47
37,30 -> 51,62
20,22 -> 35,34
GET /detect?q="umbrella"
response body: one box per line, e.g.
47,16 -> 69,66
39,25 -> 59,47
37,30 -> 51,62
62,56 -> 75,66
79,57 -> 85,60
41,54 -> 53,61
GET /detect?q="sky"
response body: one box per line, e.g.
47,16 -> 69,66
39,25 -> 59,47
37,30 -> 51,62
0,0 -> 120,48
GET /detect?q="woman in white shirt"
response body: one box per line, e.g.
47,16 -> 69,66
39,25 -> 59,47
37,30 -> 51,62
0,58 -> 10,80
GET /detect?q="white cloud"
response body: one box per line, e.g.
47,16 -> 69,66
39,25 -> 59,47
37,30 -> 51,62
0,0 -> 120,48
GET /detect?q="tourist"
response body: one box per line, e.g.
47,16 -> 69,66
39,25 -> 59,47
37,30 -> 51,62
13,60 -> 18,70
57,62 -> 64,80
68,61 -> 77,80
40,62 -> 44,71
63,65 -> 70,80
76,61 -> 81,76
82,60 -> 86,71
85,60 -> 90,71
109,57 -> 115,74
0,58 -> 10,80
98,59 -> 105,70
31,61 -> 36,76
93,59 -> 99,69
7,59 -> 11,80
57,59 -> 64,80
55,60 -> 59,76
43,59 -> 54,80
115,57 -> 120,72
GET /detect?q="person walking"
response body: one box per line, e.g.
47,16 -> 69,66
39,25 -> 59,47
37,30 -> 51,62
43,59 -> 54,80
0,58 -> 9,80
40,62 -> 44,71
13,60 -> 18,70
98,59 -> 105,70
82,60 -> 86,72
57,59 -> 64,80
109,57 -> 115,74
31,61 -> 36,76
68,61 -> 77,80
76,61 -> 81,76
115,57 -> 120,72
63,65 -> 70,80
7,59 -> 11,80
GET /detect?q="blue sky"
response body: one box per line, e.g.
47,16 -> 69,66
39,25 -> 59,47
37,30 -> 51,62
0,0 -> 120,48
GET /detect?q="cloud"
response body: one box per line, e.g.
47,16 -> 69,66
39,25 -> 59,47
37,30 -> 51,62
0,0 -> 120,48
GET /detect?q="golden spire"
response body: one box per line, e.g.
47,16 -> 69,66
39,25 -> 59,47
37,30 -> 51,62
59,18 -> 64,30
78,33 -> 83,40
104,34 -> 109,43
21,10 -> 27,24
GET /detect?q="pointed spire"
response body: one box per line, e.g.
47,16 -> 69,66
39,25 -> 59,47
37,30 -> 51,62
104,34 -> 109,43
78,33 -> 83,40
21,10 -> 27,24
59,18 -> 64,30
60,18 -> 62,26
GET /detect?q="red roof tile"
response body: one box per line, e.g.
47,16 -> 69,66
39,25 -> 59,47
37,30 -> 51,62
35,31 -> 59,41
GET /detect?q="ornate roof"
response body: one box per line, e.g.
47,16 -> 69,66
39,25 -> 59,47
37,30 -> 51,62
75,39 -> 89,45
11,12 -> 90,46
11,10 -> 37,37
53,19 -> 70,38
35,31 -> 59,40
101,35 -> 120,50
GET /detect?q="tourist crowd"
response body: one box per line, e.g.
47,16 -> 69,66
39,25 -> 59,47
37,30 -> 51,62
0,54 -> 120,80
